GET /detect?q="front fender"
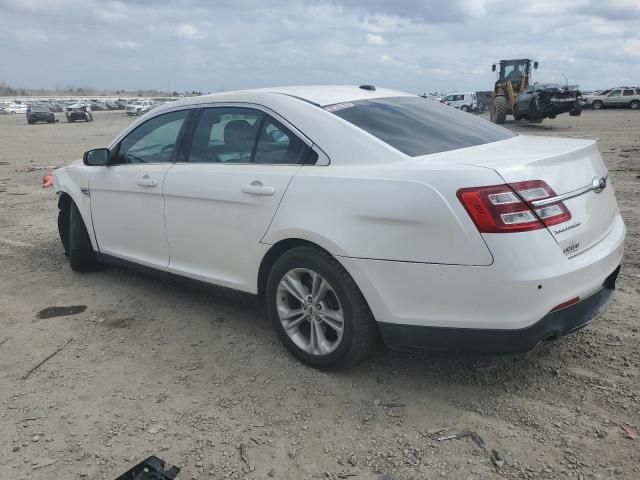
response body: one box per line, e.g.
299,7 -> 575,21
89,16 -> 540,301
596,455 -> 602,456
53,163 -> 98,251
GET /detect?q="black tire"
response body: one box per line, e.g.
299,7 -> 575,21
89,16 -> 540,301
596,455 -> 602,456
266,246 -> 378,370
630,100 -> 639,110
68,201 -> 100,272
460,105 -> 469,112
490,96 -> 508,124
592,100 -> 603,110
57,201 -> 70,256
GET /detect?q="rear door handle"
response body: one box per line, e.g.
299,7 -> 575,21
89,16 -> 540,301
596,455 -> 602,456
136,174 -> 158,188
241,181 -> 275,196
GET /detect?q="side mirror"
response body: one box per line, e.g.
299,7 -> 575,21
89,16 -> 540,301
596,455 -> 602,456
492,64 -> 496,72
533,61 -> 539,69
83,148 -> 110,166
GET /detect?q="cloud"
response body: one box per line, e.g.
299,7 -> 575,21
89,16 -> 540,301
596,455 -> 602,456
379,54 -> 400,66
0,0 -> 638,94
366,33 -> 387,46
175,23 -> 202,40
114,40 -> 139,49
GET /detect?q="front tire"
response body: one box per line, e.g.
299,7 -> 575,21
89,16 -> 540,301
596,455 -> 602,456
490,96 -> 508,124
68,201 -> 100,272
592,100 -> 603,110
266,246 -> 378,370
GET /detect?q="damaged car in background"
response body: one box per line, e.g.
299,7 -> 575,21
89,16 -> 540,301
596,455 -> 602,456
65,103 -> 93,123
513,83 -> 582,122
490,59 -> 582,124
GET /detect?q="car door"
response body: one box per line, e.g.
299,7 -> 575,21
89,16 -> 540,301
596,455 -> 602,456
605,89 -> 622,106
622,89 -> 636,107
163,106 -> 313,292
89,108 -> 191,268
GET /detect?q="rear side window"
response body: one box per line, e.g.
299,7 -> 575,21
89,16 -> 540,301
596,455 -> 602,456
623,89 -> 634,96
254,117 -> 307,164
189,107 -> 263,163
187,107 -> 312,165
328,96 -> 515,157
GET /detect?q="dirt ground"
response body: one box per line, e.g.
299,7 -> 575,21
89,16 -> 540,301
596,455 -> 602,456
1,108 -> 639,480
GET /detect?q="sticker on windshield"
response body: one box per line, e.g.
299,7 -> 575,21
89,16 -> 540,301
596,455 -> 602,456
324,102 -> 356,113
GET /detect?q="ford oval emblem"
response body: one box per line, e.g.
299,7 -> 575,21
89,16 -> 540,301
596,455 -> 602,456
592,175 -> 607,194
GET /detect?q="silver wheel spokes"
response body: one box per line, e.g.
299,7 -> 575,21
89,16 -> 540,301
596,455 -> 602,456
277,268 -> 344,356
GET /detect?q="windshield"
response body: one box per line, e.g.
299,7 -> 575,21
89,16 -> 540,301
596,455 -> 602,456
31,105 -> 50,112
328,96 -> 515,157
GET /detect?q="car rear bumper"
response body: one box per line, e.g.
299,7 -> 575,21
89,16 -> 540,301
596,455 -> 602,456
338,212 -> 624,349
377,266 -> 619,353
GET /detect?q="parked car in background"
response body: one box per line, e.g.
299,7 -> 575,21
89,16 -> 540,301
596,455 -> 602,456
440,92 -> 477,112
65,103 -> 93,122
125,100 -> 155,116
54,85 -> 624,369
585,88 -> 640,110
106,100 -> 126,110
47,102 -> 66,112
90,101 -> 108,111
26,104 -> 55,124
3,103 -> 28,114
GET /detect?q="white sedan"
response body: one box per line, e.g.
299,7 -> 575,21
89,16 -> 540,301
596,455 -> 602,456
53,85 -> 625,369
3,103 -> 28,114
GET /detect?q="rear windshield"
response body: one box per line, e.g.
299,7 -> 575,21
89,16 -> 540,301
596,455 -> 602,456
327,96 -> 515,157
31,105 -> 50,112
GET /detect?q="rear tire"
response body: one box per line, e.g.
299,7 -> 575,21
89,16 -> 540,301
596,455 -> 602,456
630,100 -> 639,110
266,246 -> 378,370
68,201 -> 100,272
460,105 -> 469,112
490,96 -> 508,124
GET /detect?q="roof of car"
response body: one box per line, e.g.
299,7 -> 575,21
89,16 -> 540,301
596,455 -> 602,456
178,85 -> 413,108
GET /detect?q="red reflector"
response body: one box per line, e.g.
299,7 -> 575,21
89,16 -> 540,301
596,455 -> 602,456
457,180 -> 571,233
550,297 -> 580,312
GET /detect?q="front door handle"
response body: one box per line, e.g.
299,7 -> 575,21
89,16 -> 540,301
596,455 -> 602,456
241,181 -> 275,196
136,174 -> 158,188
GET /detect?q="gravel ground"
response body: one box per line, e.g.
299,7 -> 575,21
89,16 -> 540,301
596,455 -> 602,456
0,109 -> 638,480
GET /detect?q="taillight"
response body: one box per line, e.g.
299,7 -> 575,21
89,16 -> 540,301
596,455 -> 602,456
457,180 -> 571,233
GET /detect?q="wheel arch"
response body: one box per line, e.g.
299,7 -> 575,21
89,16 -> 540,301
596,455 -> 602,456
54,184 -> 99,251
257,238 -> 331,306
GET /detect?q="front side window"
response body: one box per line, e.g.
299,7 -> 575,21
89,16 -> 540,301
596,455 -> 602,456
114,110 -> 189,164
328,96 -> 515,157
608,90 -> 622,97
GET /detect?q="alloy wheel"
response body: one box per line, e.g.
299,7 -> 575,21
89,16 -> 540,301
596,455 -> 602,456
276,268 -> 344,356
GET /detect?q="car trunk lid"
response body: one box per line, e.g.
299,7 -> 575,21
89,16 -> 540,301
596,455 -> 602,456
427,135 -> 618,257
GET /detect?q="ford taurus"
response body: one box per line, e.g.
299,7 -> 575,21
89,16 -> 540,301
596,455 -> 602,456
53,85 -> 625,369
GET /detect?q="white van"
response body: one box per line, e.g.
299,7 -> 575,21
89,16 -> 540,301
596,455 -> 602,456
440,92 -> 477,112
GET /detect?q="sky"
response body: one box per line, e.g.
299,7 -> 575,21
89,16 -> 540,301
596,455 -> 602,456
0,0 -> 639,94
